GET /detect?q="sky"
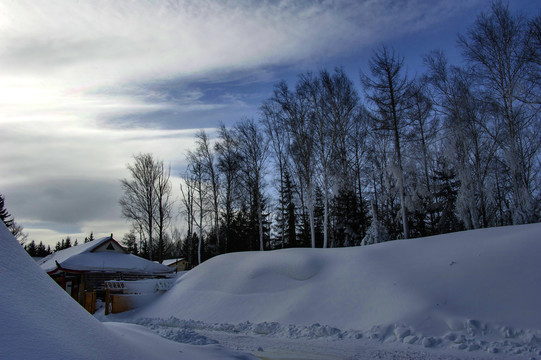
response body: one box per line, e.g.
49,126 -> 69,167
0,0 -> 539,247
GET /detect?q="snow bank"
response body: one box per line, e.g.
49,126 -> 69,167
0,223 -> 255,360
134,223 -> 541,354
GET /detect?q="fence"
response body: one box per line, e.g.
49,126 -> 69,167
104,278 -> 175,315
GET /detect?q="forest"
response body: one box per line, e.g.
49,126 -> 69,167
16,3 -> 538,266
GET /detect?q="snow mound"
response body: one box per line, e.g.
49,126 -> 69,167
133,223 -> 541,355
0,223 -> 255,360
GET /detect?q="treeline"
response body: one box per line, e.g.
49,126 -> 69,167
121,3 -> 540,265
23,240 -> 52,257
24,233 -> 96,257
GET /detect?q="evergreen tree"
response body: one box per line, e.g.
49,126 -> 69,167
122,231 -> 138,255
362,202 -> 390,245
332,188 -> 366,247
25,240 -> 38,257
0,194 -> 27,244
36,241 -> 51,257
0,194 -> 14,228
54,237 -> 73,252
313,187 -> 325,248
84,232 -> 95,243
182,232 -> 199,266
284,170 -> 298,248
432,156 -> 463,234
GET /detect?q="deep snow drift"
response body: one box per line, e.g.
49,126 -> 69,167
0,223 -> 255,360
132,223 -> 541,357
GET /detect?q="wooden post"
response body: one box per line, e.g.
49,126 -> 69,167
84,291 -> 96,314
78,274 -> 85,306
105,288 -> 110,316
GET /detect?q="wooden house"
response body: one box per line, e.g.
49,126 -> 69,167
162,258 -> 191,272
38,235 -> 173,312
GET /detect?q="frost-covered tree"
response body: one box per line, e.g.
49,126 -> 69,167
424,51 -> 498,229
362,202 -> 390,246
458,2 -> 541,224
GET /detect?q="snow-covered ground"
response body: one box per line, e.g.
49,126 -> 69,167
0,223 -> 255,360
2,221 -> 541,359
109,223 -> 541,359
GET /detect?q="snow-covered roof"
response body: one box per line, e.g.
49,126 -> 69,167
161,258 -> 186,266
38,236 -> 173,275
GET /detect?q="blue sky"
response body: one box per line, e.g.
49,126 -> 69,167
0,0 -> 538,246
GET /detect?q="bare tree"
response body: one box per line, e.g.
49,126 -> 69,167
260,100 -> 290,248
193,130 -> 220,253
154,162 -> 174,263
271,81 -> 317,247
319,68 -> 361,247
361,45 -> 414,239
183,153 -> 208,265
215,124 -> 241,253
120,153 -> 161,260
236,119 -> 269,251
300,72 -> 334,248
458,2 -> 541,224
407,81 -> 439,232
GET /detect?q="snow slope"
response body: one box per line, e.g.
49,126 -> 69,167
0,223 -> 255,360
132,223 -> 541,357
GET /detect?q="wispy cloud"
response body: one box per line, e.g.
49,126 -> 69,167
0,0 -> 483,245
0,0 -> 482,128
1,1 -> 480,83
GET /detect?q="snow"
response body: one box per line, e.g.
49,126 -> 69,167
162,258 -> 185,266
121,223 -> 541,358
38,235 -> 172,274
3,219 -> 541,359
0,222 -> 256,360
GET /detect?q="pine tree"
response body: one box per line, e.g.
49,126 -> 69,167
332,188 -> 366,247
84,232 -> 95,243
284,170 -> 297,248
122,231 -> 138,255
36,241 -> 51,257
0,194 -> 14,228
432,156 -> 463,234
25,240 -> 38,257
